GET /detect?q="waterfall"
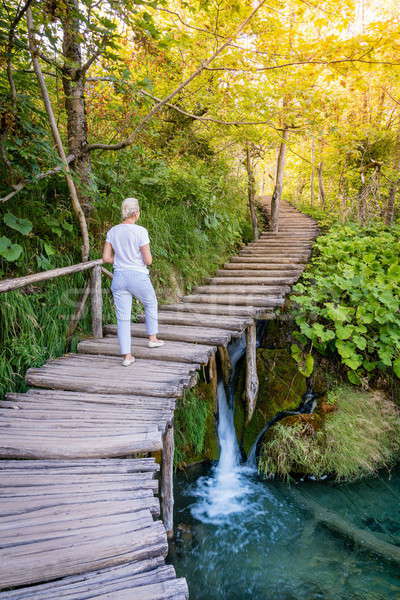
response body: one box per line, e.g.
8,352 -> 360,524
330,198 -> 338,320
190,334 -> 256,524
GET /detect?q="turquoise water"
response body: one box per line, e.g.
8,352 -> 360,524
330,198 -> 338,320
169,465 -> 400,600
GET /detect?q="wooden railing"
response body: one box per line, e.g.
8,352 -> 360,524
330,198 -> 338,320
0,259 -> 110,339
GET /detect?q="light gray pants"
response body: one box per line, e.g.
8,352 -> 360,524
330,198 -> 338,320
111,270 -> 158,355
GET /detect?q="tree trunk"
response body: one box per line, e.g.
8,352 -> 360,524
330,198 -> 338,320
386,133 -> 400,225
245,145 -> 259,240
358,171 -> 366,225
26,7 -> 90,261
270,129 -> 289,232
295,179 -> 306,204
310,136 -> 315,206
317,161 -> 326,208
61,0 -> 94,214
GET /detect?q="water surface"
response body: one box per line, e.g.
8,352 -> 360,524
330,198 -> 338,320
170,466 -> 400,600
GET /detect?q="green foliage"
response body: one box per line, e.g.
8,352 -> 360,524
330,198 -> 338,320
259,386 -> 400,482
174,385 -> 214,468
291,222 -> 400,383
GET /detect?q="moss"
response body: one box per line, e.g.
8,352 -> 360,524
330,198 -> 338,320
174,379 -> 219,469
259,386 -> 400,481
235,348 -> 308,455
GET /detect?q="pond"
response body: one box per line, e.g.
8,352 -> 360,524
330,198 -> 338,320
169,465 -> 400,600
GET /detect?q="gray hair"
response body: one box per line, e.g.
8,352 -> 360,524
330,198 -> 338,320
121,197 -> 140,219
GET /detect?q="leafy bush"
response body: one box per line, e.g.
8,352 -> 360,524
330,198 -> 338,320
259,386 -> 400,481
291,223 -> 400,384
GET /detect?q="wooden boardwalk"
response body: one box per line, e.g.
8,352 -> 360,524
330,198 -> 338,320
0,200 -> 317,599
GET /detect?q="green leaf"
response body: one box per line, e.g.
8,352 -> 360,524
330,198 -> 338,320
4,213 -> 32,235
353,335 -> 367,350
393,358 -> 400,378
44,242 -> 56,256
347,370 -> 361,385
299,353 -> 314,377
336,324 -> 353,340
0,236 -> 23,261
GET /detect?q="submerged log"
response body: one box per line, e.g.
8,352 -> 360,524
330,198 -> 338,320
291,489 -> 400,565
245,323 -> 258,423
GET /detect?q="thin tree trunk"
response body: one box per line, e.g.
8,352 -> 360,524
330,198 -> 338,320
245,144 -> 259,240
358,171 -> 366,225
318,161 -> 326,208
386,133 -> 400,225
271,129 -> 289,232
27,7 -> 90,261
310,136 -> 315,206
61,0 -> 94,214
295,179 -> 306,204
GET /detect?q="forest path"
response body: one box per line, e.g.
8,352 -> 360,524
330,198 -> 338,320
0,199 -> 317,600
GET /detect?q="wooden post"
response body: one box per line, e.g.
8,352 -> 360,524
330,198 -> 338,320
218,345 -> 232,386
271,128 -> 289,232
90,264 -> 103,338
161,422 -> 174,538
245,322 -> 259,423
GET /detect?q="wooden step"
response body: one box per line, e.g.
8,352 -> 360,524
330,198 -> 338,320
223,262 -> 303,270
181,294 -> 284,307
0,562 -> 189,600
26,354 -> 196,398
158,302 -> 268,317
78,336 -> 215,364
230,256 -> 305,264
143,311 -> 252,331
215,269 -> 300,278
194,285 -> 289,295
105,322 -> 239,345
207,276 -> 296,285
0,459 -> 168,590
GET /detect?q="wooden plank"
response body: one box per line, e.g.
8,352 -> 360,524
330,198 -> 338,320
0,565 -> 188,600
0,430 -> 163,459
0,259 -> 102,294
181,294 -> 284,307
223,262 -> 303,270
194,285 -> 289,295
139,310 -> 252,331
0,492 -> 160,518
206,276 -> 293,285
105,322 -> 237,345
91,264 -> 103,338
0,520 -> 168,589
22,389 -> 176,410
0,458 -> 159,472
215,269 -> 299,280
158,303 -> 265,317
161,423 -> 174,538
245,323 -> 258,422
78,336 -> 215,364
230,256 -> 305,263
0,558 -> 167,599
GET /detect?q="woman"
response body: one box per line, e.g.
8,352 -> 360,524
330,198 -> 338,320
103,197 -> 164,366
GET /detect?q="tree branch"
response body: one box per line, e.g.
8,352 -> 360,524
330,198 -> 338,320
0,154 -> 75,203
26,7 -> 89,261
85,0 -> 269,152
205,58 -> 400,72
138,89 -> 280,129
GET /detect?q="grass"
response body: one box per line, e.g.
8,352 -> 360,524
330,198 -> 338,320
174,381 -> 217,468
259,385 -> 400,482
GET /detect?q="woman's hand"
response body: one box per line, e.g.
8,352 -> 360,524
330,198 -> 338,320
102,241 -> 114,264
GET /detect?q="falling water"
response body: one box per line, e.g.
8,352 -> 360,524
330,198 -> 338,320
190,334 -> 258,524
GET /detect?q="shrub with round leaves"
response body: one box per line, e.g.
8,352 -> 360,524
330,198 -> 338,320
291,223 -> 400,384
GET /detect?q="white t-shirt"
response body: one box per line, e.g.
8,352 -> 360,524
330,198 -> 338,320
106,223 -> 150,273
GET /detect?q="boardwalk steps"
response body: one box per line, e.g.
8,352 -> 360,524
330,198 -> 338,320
0,199 -> 316,599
